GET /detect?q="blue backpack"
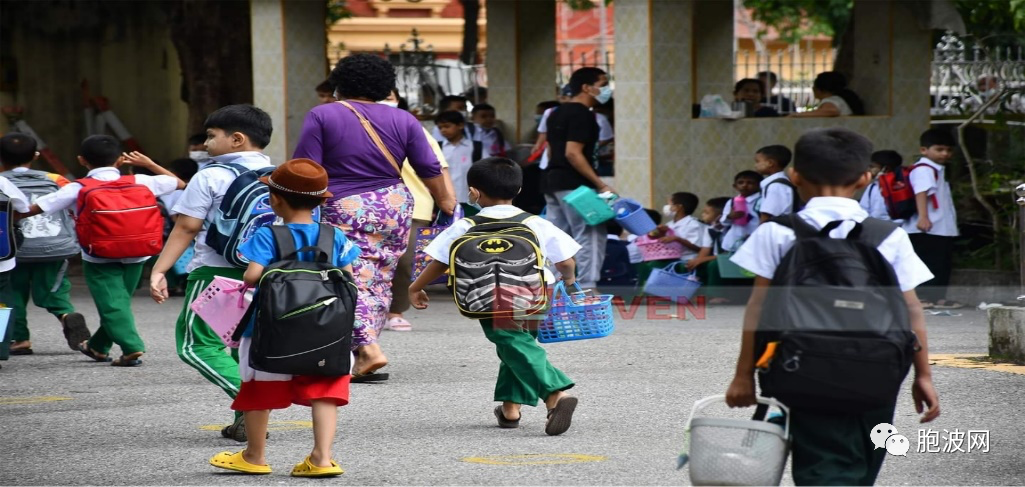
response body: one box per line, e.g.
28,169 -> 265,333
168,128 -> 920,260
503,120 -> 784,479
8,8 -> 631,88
204,161 -> 321,268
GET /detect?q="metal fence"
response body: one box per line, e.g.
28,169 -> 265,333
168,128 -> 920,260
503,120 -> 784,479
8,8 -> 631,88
930,32 -> 1025,116
733,45 -> 836,113
556,49 -> 614,88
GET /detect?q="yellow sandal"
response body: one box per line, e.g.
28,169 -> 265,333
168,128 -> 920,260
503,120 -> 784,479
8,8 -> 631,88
291,456 -> 344,477
209,450 -> 272,474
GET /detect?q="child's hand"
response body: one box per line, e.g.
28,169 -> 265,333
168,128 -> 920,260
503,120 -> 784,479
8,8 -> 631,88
121,151 -> 157,169
725,374 -> 756,408
916,215 -> 933,233
410,289 -> 430,309
727,210 -> 744,220
150,272 -> 169,304
685,258 -> 703,271
658,235 -> 678,244
912,375 -> 940,423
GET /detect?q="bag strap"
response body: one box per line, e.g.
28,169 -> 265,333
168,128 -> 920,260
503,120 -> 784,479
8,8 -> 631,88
270,225 -> 297,260
770,214 -> 819,240
909,163 -> 940,209
855,218 -> 899,248
337,100 -> 402,177
315,224 -> 335,261
467,211 -> 533,226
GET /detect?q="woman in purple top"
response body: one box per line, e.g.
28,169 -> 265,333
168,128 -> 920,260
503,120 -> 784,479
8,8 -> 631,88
294,54 -> 455,380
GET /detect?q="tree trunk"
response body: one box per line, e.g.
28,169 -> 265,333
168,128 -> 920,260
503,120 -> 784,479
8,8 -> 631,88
831,13 -> 855,80
167,0 -> 254,135
459,0 -> 481,65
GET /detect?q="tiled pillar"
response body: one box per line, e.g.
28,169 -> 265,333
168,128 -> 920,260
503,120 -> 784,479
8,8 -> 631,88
251,0 -> 328,163
486,0 -> 557,144
611,0 -> 655,206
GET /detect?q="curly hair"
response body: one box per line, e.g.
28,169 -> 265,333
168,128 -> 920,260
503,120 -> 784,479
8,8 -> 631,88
329,54 -> 396,102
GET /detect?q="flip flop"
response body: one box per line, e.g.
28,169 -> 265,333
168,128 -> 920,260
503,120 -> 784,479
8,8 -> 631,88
351,372 -> 389,383
61,313 -> 91,351
933,300 -> 966,310
384,317 -> 413,332
545,396 -> 578,436
10,342 -> 33,355
494,406 -> 520,429
78,342 -> 112,363
209,450 -> 272,475
291,456 -> 343,477
111,352 -> 143,367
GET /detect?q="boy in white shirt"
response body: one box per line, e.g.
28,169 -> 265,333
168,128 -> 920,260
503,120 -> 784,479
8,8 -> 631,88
754,145 -> 798,223
0,169 -> 32,364
409,158 -> 582,437
726,128 -> 939,485
720,170 -> 763,252
902,129 -> 962,309
471,104 -> 511,158
27,135 -> 184,367
859,150 -> 901,221
435,111 -> 477,209
658,192 -> 705,262
148,105 -> 275,441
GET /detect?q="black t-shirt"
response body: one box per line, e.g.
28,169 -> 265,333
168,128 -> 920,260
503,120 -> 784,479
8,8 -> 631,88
543,102 -> 599,193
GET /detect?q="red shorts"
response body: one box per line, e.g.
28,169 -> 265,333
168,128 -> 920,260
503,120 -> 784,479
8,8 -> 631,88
232,375 -> 351,411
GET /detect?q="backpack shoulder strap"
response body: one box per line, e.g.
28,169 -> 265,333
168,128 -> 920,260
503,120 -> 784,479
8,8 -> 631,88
910,163 -> 939,179
316,224 -> 335,260
270,225 -> 297,260
856,218 -> 899,248
770,214 -> 818,239
472,140 -> 483,162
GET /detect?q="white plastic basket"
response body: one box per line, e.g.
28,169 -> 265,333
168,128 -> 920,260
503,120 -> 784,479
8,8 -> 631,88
681,395 -> 790,486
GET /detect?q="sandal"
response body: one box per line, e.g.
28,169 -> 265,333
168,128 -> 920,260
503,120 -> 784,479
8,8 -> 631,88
209,450 -> 272,474
291,456 -> 343,477
384,317 -> 413,332
494,406 -> 520,429
111,352 -> 143,367
61,313 -> 91,351
545,396 -> 578,436
933,300 -> 966,310
351,372 -> 389,383
221,415 -> 247,442
78,342 -> 112,363
10,341 -> 33,355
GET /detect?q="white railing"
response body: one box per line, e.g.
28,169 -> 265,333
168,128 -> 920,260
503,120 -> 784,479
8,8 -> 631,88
930,32 -> 1025,116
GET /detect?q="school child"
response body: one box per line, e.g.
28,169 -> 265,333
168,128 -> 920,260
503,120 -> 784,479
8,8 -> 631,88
435,111 -> 478,211
471,103 -> 511,158
409,157 -> 582,436
685,196 -> 729,288
599,220 -> 638,290
315,80 -> 335,105
0,149 -> 32,366
158,158 -> 200,296
209,158 -> 359,477
859,150 -> 902,221
188,133 -> 213,169
148,104 -> 274,440
754,145 -> 798,223
720,170 -> 763,252
726,128 -> 940,485
27,135 -> 185,366
636,192 -> 705,287
903,128 -> 963,309
0,133 -> 89,356
431,95 -> 481,147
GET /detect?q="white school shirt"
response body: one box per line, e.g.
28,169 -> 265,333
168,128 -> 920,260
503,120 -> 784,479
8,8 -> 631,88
625,234 -> 643,264
171,151 -> 273,272
425,204 -> 581,282
820,95 -> 853,116
160,189 -> 184,216
902,158 -> 959,237
0,176 -> 31,273
432,125 -> 486,157
36,167 -> 178,264
720,193 -> 762,252
731,197 -> 933,292
758,171 -> 796,218
858,181 -> 891,221
477,125 -> 511,156
537,107 -> 556,170
697,225 -> 722,256
441,137 -> 476,204
667,215 -> 706,262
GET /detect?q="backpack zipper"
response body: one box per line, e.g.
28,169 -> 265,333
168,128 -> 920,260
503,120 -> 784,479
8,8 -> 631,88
280,297 -> 338,319
92,205 -> 159,214
259,268 -> 358,292
263,337 -> 346,360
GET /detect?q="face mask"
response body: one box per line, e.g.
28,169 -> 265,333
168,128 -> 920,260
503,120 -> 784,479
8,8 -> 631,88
662,204 -> 675,217
379,101 -> 399,108
189,150 -> 209,161
468,189 -> 481,209
594,85 -> 613,104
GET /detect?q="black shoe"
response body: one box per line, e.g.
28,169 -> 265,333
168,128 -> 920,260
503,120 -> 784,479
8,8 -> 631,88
221,415 -> 247,442
494,406 -> 520,429
544,397 -> 578,436
61,313 -> 91,352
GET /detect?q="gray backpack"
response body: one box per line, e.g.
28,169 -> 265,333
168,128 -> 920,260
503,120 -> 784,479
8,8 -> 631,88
2,170 -> 79,262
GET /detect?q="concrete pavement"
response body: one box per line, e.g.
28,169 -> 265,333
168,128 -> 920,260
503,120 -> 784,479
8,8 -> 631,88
1,281 -> 1023,485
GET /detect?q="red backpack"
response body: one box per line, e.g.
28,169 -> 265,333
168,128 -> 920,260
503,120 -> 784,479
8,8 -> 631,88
76,176 -> 164,259
877,164 -> 939,220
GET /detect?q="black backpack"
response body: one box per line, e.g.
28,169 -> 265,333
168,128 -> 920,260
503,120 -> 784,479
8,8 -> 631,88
755,215 -> 917,413
0,188 -> 16,262
237,224 -> 357,376
448,212 -> 549,319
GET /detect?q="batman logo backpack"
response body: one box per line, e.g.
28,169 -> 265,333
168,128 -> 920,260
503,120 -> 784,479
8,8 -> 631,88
448,212 -> 548,319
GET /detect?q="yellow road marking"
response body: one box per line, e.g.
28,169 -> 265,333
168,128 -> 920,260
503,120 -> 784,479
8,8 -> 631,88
199,420 -> 313,432
930,354 -> 1025,375
0,396 -> 73,405
461,454 -> 608,466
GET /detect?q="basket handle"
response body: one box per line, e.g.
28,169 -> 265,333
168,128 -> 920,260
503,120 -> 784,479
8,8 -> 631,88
552,280 -> 586,302
662,261 -> 693,276
684,395 -> 790,437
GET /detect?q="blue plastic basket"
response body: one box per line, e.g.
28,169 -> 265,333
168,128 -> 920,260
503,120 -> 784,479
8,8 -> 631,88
563,186 -> 615,225
613,198 -> 656,235
538,281 -> 615,343
0,308 -> 9,343
643,262 -> 702,303
172,243 -> 195,275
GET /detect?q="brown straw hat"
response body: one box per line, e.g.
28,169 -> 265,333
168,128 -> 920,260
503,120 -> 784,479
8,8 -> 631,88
259,158 -> 332,198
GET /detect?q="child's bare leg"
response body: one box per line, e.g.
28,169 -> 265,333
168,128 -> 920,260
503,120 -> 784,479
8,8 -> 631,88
242,410 -> 271,465
310,399 -> 338,467
502,401 -> 521,420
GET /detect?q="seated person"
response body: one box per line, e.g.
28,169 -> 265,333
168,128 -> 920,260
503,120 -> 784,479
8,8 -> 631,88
599,221 -> 638,292
733,78 -> 779,118
757,71 -> 795,114
636,193 -> 704,288
790,71 -> 865,117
